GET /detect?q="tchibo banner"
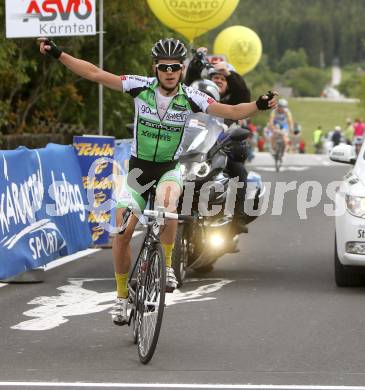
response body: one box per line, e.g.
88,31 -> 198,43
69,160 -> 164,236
73,135 -> 115,245
6,0 -> 96,38
0,144 -> 92,280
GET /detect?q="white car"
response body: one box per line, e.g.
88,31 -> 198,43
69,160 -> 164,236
330,142 -> 365,286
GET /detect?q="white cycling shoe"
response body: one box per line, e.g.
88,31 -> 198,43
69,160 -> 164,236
111,297 -> 129,326
166,267 -> 178,292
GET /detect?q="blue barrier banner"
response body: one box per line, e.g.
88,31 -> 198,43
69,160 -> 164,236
0,144 -> 92,280
110,139 -> 132,228
73,135 -> 115,245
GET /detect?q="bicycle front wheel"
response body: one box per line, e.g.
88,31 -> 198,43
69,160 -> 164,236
137,243 -> 166,364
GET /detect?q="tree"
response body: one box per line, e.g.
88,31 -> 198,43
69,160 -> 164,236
276,49 -> 308,74
284,67 -> 329,97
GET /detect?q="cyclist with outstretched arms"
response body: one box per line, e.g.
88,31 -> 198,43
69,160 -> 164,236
38,38 -> 277,325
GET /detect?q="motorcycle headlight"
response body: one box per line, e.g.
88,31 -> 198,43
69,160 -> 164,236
346,195 -> 365,218
192,162 -> 210,178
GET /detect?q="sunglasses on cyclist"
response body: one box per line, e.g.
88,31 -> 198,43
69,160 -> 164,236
156,63 -> 183,72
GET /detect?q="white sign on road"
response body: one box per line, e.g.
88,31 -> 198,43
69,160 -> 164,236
11,278 -> 233,331
6,0 -> 96,38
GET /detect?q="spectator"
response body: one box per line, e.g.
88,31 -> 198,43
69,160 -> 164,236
353,118 -> 365,138
313,125 -> 323,154
257,134 -> 266,152
344,118 -> 354,145
299,139 -> 306,154
290,122 -> 301,153
331,126 -> 342,147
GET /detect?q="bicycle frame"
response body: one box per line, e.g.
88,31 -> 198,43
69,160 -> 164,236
127,187 -> 161,314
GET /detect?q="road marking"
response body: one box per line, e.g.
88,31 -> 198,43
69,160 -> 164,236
1,382 -> 365,389
44,249 -> 101,270
11,278 -> 233,331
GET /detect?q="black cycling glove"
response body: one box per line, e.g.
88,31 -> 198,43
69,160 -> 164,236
256,91 -> 275,110
44,39 -> 63,59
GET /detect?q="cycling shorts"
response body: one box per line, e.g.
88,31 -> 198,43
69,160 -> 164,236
116,156 -> 183,211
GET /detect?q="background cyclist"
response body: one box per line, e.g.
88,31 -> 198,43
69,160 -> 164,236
269,98 -> 294,152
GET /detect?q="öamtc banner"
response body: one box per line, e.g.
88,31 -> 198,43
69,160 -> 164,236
0,144 -> 92,280
5,0 -> 96,38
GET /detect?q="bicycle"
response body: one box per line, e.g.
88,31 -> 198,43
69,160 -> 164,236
272,135 -> 285,172
120,186 -> 193,364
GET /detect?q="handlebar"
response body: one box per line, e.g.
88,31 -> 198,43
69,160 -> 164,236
143,209 -> 196,221
118,206 -> 197,235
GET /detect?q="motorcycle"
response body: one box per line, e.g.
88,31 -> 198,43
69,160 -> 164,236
172,112 -> 266,286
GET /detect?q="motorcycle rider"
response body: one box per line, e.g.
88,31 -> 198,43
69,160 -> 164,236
38,37 -> 276,325
185,48 -> 253,234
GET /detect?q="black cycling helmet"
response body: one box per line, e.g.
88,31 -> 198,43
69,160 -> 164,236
151,38 -> 187,63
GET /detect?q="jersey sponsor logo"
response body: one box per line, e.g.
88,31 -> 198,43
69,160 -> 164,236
139,118 -> 182,133
121,75 -> 127,80
140,105 -> 157,115
172,103 -> 187,111
165,112 -> 188,122
141,130 -> 172,142
207,97 -> 216,105
191,88 -> 211,100
126,75 -> 149,83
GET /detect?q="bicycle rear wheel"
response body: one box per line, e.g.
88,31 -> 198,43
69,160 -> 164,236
275,151 -> 280,172
137,243 -> 166,364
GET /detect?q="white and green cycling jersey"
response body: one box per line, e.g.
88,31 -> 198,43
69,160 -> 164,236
121,75 -> 215,162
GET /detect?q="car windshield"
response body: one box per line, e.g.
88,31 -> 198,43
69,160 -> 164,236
180,113 -> 223,161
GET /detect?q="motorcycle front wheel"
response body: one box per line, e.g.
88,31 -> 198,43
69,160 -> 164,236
172,224 -> 189,287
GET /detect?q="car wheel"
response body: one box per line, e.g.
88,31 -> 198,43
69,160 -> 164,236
334,234 -> 365,287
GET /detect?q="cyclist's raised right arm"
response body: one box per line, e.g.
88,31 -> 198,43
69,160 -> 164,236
60,53 -> 122,91
39,38 -> 123,91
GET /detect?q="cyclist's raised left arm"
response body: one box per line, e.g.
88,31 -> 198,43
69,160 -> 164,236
207,93 -> 277,120
207,101 -> 258,120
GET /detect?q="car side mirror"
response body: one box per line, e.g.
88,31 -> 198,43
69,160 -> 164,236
330,144 -> 356,165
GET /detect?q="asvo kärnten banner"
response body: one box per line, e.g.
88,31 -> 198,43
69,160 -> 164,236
6,0 -> 96,38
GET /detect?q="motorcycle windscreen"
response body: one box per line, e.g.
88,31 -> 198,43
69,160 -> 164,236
180,113 -> 224,161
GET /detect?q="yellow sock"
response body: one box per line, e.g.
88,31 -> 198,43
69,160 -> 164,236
115,272 -> 128,298
162,243 -> 174,268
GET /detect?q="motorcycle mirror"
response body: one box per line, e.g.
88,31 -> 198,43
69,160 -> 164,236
228,127 -> 251,142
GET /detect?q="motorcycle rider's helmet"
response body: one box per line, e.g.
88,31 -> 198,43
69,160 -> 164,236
207,62 -> 236,79
190,79 -> 220,101
278,98 -> 288,108
151,38 -> 187,63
